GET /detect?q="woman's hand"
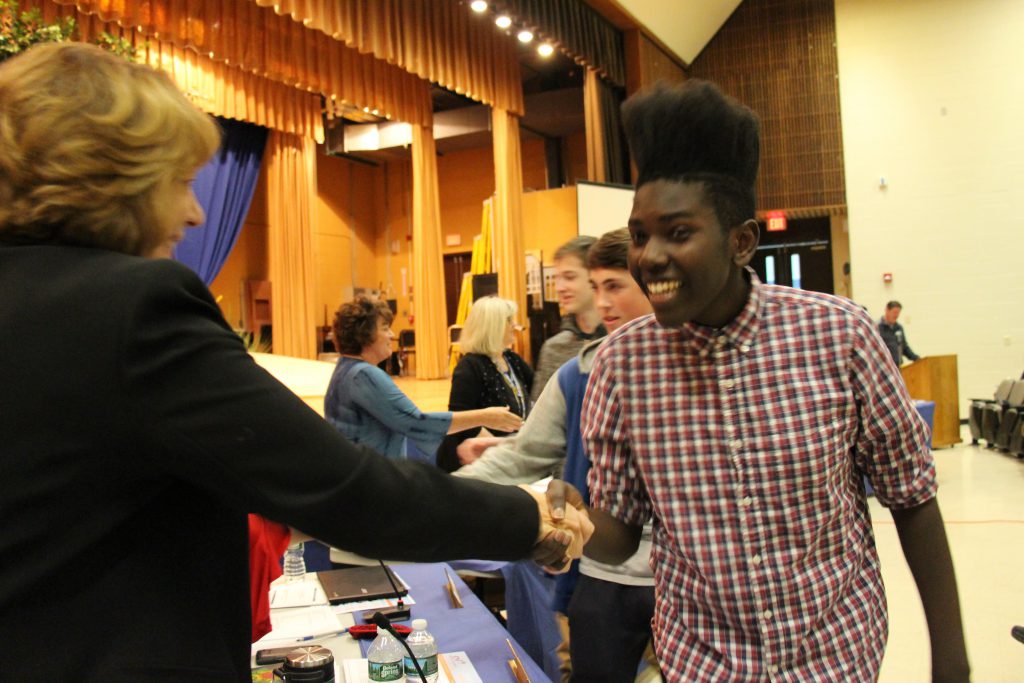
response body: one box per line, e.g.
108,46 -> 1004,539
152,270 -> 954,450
481,406 -> 523,433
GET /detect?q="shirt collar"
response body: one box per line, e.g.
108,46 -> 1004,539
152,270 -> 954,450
678,266 -> 763,356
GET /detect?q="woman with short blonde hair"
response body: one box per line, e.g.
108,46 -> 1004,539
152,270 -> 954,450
0,41 -> 220,256
437,296 -> 533,472
458,295 -> 519,357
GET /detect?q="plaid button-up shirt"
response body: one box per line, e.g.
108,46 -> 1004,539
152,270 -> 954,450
584,270 -> 936,681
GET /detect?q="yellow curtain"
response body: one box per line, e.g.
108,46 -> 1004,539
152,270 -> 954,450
50,0 -> 433,127
491,108 -> 528,357
266,132 -> 318,359
584,67 -> 607,183
410,124 -> 447,379
37,0 -> 324,139
251,0 -> 525,115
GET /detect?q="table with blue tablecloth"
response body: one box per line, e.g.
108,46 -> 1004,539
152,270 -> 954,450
355,563 -> 553,682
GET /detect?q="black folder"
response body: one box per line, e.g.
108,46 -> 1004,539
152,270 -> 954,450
315,565 -> 408,605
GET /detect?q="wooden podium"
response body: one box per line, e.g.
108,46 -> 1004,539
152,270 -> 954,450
900,355 -> 962,448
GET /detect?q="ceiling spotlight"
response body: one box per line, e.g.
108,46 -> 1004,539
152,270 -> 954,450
537,43 -> 554,57
470,0 -> 487,12
495,14 -> 512,29
517,29 -> 534,43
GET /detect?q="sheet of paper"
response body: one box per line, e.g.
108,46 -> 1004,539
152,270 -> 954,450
256,605 -> 343,642
269,579 -> 329,608
341,652 -> 478,683
330,594 -> 416,616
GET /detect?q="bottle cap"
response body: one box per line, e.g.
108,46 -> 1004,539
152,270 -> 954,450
411,618 -> 427,630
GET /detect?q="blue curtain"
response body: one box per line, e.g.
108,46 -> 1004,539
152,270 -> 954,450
174,117 -> 268,284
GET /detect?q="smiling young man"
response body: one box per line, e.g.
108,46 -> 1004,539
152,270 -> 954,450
573,81 -> 970,681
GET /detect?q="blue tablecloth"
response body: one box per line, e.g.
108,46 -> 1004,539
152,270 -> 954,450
356,562 -> 553,682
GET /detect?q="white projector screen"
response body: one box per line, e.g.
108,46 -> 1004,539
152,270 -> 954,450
576,180 -> 635,239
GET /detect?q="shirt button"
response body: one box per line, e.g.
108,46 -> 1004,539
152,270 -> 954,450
740,496 -> 753,507
740,344 -> 751,353
762,609 -> 773,620
715,336 -> 727,347
768,664 -> 779,674
751,554 -> 762,565
721,378 -> 735,390
730,439 -> 744,451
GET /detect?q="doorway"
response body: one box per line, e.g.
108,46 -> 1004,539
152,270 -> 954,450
749,217 -> 834,294
443,251 -> 472,326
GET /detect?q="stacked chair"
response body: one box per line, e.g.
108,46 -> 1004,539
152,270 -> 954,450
969,376 -> 1024,457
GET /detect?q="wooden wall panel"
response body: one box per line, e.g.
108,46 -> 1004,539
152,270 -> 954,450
688,0 -> 846,216
625,29 -> 687,95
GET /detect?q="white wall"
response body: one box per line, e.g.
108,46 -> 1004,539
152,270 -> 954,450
835,0 -> 1024,414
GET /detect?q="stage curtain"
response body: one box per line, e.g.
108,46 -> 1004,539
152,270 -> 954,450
37,1 -> 325,139
174,118 -> 268,284
250,0 -> 524,115
49,0 -> 433,127
266,132 -> 318,359
584,67 -> 630,185
584,68 -> 607,183
491,108 -> 527,348
410,124 -> 448,380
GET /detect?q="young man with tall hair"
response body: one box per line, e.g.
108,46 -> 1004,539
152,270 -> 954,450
557,81 -> 969,681
456,229 -> 658,682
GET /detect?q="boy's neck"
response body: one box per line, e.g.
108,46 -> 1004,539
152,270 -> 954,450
575,308 -> 601,334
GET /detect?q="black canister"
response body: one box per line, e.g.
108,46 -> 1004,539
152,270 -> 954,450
272,645 -> 335,682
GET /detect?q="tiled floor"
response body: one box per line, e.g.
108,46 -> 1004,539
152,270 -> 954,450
874,429 -> 1024,682
257,356 -> 1024,679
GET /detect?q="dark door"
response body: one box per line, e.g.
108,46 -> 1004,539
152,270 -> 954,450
750,217 -> 834,294
443,252 -> 472,326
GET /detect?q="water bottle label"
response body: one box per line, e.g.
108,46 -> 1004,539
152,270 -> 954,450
403,654 -> 438,678
369,660 -> 403,681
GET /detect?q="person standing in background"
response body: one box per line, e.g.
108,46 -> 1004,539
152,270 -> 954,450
530,236 -> 606,403
878,300 -> 921,366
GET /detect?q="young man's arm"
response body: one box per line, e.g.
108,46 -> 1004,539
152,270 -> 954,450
545,480 -> 642,565
891,498 -> 970,682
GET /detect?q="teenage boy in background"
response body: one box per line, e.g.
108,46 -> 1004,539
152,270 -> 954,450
558,80 -> 969,681
456,229 -> 658,682
531,236 -> 606,403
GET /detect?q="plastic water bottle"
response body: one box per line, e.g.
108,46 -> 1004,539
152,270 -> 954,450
282,541 -> 306,582
367,626 -> 405,682
404,619 -> 438,682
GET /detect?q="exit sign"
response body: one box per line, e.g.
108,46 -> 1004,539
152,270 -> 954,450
766,211 -> 787,232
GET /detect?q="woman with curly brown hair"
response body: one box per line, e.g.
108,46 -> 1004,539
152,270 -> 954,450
324,296 -> 523,461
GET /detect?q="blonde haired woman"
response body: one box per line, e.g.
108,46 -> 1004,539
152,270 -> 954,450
437,296 -> 533,472
0,43 -> 587,679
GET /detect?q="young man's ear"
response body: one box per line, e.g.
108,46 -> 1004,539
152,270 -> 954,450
731,219 -> 760,266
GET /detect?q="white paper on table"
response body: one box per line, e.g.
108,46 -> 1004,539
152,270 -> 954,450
330,594 -> 416,616
257,605 -> 343,642
269,579 -> 329,608
341,652 -> 480,683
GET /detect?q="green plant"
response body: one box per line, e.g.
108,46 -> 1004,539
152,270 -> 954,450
95,30 -> 139,61
0,0 -> 75,62
0,1 -> 139,63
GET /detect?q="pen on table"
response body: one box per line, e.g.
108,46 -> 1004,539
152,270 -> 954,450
291,630 -> 349,643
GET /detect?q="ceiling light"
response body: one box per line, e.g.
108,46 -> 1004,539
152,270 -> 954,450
537,43 -> 554,57
495,14 -> 512,29
470,0 -> 488,12
517,29 -> 534,43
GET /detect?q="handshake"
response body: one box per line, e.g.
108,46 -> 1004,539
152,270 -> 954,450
518,481 -> 592,573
